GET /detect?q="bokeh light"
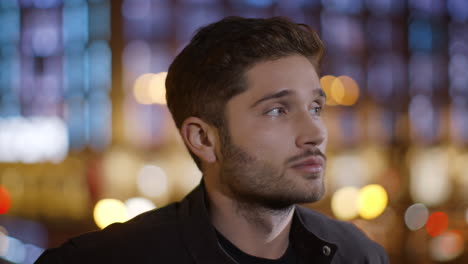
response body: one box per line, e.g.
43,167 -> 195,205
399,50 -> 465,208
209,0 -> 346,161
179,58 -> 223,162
4,236 -> 26,263
125,197 -> 156,219
0,186 -> 11,214
136,165 -> 169,198
320,75 -> 360,106
429,230 -> 464,262
337,76 -> 360,106
93,199 -> 128,229
133,72 -> 168,105
329,153 -> 369,190
409,148 -> 451,207
331,186 -> 360,220
133,73 -> 154,105
358,184 -> 388,220
320,75 -> 339,106
404,203 -> 429,230
0,117 -> 69,163
426,212 -> 449,237
330,76 -> 345,104
148,72 -> 167,105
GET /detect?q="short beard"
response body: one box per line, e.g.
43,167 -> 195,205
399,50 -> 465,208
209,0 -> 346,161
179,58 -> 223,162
218,125 -> 324,213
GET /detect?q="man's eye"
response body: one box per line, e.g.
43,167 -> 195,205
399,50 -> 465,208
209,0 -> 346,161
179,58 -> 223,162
266,107 -> 286,116
310,106 -> 322,116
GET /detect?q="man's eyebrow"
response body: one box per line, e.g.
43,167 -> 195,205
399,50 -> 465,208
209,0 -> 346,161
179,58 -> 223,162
250,90 -> 293,108
250,88 -> 327,108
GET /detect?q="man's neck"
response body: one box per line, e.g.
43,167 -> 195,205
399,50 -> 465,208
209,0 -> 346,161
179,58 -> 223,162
205,183 -> 295,260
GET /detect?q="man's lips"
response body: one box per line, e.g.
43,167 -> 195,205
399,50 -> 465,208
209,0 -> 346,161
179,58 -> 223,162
290,156 -> 325,173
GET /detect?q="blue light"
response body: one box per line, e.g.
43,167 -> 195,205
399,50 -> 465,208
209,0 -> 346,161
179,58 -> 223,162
0,96 -> 21,117
0,9 -> 20,44
88,94 -> 111,151
62,3 -> 89,47
448,0 -> 468,22
64,51 -> 86,97
88,41 -> 111,92
409,20 -> 433,52
63,0 -> 86,6
66,97 -> 86,150
32,0 -> 61,9
0,46 -> 20,95
0,0 -> 19,9
89,2 -> 110,40
32,24 -> 59,57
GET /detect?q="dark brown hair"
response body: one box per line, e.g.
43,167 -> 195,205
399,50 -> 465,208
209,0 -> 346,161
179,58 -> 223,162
165,16 -> 324,170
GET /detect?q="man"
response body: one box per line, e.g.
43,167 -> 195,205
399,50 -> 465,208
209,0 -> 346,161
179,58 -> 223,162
36,17 -> 389,263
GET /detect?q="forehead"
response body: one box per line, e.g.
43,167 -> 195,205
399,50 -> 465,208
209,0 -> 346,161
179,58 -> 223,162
243,55 -> 320,99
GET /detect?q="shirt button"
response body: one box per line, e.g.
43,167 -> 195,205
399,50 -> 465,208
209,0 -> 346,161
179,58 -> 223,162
322,245 -> 331,256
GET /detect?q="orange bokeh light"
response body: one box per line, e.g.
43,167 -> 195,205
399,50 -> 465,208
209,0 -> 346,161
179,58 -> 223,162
426,212 -> 449,237
0,186 -> 11,214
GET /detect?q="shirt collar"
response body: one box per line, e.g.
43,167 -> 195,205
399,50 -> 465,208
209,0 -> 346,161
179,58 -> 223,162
177,182 -> 337,263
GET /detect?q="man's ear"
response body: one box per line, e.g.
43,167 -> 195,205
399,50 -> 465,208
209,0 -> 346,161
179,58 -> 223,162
180,117 -> 218,164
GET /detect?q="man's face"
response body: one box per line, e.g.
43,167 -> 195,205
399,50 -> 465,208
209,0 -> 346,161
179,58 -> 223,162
218,55 -> 327,210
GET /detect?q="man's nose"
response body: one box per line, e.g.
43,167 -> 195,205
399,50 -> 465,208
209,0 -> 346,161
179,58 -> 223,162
295,114 -> 326,148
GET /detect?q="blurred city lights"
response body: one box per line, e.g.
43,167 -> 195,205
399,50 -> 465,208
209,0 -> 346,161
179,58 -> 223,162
125,197 -> 156,219
358,184 -> 388,220
319,75 -> 360,106
0,186 -> 11,214
133,72 -> 168,105
410,148 -> 451,207
320,75 -> 339,106
330,76 -> 345,105
0,117 -> 69,163
447,0 -> 468,22
408,95 -> 438,143
329,153 -> 369,190
133,73 -> 154,105
121,0 -> 151,20
3,236 -> 26,264
331,186 -> 360,220
93,199 -> 128,229
337,76 -> 360,106
32,24 -> 59,57
426,212 -> 449,237
0,224 -> 44,264
404,203 -> 429,231
136,165 -> 169,198
429,230 -> 464,262
123,40 -> 152,77
148,72 -> 168,105
101,148 -> 141,199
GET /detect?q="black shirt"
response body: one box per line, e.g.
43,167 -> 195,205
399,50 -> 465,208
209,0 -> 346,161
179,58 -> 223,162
35,183 -> 389,263
216,229 -> 299,264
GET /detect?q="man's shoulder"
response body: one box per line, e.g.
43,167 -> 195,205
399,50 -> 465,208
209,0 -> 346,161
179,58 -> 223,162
74,201 -> 179,244
296,205 -> 389,263
35,202 -> 191,264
